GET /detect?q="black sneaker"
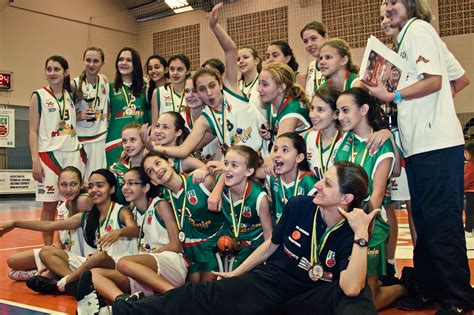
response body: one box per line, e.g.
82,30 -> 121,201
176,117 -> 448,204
399,294 -> 434,311
435,305 -> 464,315
64,280 -> 78,297
380,262 -> 401,286
115,291 -> 145,302
400,266 -> 416,295
76,270 -> 109,315
26,275 -> 60,295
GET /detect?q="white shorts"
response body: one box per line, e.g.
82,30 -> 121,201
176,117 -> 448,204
81,140 -> 106,183
36,149 -> 86,202
389,166 -> 411,201
65,251 -> 87,271
129,251 -> 187,296
33,248 -> 47,272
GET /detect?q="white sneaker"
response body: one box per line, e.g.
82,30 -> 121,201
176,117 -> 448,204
8,269 -> 37,281
56,275 -> 68,292
77,290 -> 110,315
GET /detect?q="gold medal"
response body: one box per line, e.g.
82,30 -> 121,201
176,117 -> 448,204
308,263 -> 324,281
58,121 -> 66,130
233,238 -> 243,251
125,107 -> 134,116
178,231 -> 186,243
220,143 -> 229,155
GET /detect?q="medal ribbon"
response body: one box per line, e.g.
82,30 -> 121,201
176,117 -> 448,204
350,133 -> 369,167
45,86 -> 66,124
240,75 -> 258,98
137,198 -> 153,249
317,130 -> 340,178
210,98 -> 228,146
396,18 -> 417,53
98,201 -> 115,248
268,97 -> 293,133
167,174 -> 187,232
280,170 -> 301,204
310,207 -> 346,266
121,85 -> 133,108
171,86 -> 185,112
327,71 -> 350,91
229,181 -> 248,238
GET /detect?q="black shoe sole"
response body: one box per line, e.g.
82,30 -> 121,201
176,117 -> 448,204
26,276 -> 60,295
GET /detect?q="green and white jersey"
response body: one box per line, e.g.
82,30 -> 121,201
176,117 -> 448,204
156,85 -> 185,116
201,87 -> 267,156
334,131 -> 395,196
97,202 -> 138,260
304,130 -> 342,180
33,87 -> 80,152
267,171 -> 317,224
57,200 -> 84,256
305,60 -> 324,101
164,174 -> 226,263
135,197 -> 169,253
240,77 -> 268,123
319,72 -> 359,91
109,157 -> 130,204
266,97 -> 311,140
73,74 -> 109,143
105,82 -> 147,166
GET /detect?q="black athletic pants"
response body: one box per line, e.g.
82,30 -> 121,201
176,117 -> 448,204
111,266 -> 376,315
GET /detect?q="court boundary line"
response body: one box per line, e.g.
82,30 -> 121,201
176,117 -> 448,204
0,244 -> 43,252
0,299 -> 68,314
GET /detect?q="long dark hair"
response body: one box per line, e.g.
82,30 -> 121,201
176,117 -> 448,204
145,54 -> 168,107
341,87 -> 388,131
83,169 -> 118,249
269,40 -> 299,72
45,55 -> 71,93
114,47 -> 144,97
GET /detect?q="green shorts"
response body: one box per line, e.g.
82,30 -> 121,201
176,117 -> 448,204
367,215 -> 389,277
188,259 -> 219,274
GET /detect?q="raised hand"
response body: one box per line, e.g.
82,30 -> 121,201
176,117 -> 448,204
338,207 -> 380,237
208,2 -> 224,29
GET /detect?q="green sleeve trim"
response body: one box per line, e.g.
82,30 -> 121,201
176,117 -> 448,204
201,111 -> 217,136
32,91 -> 42,115
223,86 -> 248,102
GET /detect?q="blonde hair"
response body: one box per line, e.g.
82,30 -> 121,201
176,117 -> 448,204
262,62 -> 309,108
321,38 -> 359,74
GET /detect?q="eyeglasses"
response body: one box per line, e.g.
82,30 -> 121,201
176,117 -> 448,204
121,180 -> 144,187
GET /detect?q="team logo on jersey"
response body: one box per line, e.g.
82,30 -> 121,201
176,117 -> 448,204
106,224 -> 112,232
291,230 -> 301,241
45,185 -> 55,194
416,55 -> 430,64
242,206 -> 252,218
187,190 -> 198,205
147,216 -> 153,225
326,250 -> 336,268
306,152 -> 313,160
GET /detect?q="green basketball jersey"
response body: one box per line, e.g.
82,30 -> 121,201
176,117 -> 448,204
266,98 -> 311,138
109,157 -> 130,205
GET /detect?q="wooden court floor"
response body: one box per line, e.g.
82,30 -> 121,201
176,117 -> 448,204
0,199 -> 473,314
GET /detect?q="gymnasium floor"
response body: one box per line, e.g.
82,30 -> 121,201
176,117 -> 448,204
0,197 -> 473,314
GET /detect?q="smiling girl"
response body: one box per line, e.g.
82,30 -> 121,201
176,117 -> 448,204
106,47 -> 147,167
29,55 -> 84,245
265,40 -> 306,87
145,54 -> 168,105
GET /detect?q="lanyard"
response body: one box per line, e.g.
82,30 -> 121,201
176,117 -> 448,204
327,71 -> 350,91
229,181 -> 248,238
185,108 -> 194,129
310,207 -> 345,266
396,18 -> 417,53
313,63 -> 322,95
98,201 -> 115,240
171,86 -> 185,112
268,97 -> 293,134
280,170 -> 300,203
210,98 -> 228,145
317,130 -> 340,178
167,174 -> 187,232
45,87 -> 66,122
121,85 -> 133,108
240,75 -> 258,98
350,134 -> 369,167
137,198 -> 153,248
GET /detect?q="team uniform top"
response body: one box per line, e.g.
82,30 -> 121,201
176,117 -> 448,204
156,85 -> 186,116
135,197 -> 169,253
201,87 -> 267,155
266,171 -> 317,224
221,180 -> 267,247
109,157 -> 130,205
57,200 -> 85,256
105,82 -> 148,158
33,87 -> 79,152
395,18 -> 464,157
239,77 -> 267,120
305,60 -> 324,101
164,174 -> 226,263
266,97 -> 311,140
73,74 -> 109,143
305,130 -> 342,180
268,195 -> 354,287
96,201 -> 138,261
319,72 -> 359,91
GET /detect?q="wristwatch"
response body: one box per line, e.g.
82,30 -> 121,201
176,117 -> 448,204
354,238 -> 368,247
393,90 -> 403,104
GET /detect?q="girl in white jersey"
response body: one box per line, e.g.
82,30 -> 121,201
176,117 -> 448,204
24,169 -> 138,295
76,167 -> 186,310
29,55 -> 84,246
145,54 -> 168,106
300,21 -> 328,101
73,47 -> 109,182
141,3 -> 266,158
151,54 -> 190,124
2,166 -> 92,281
238,46 -> 262,101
